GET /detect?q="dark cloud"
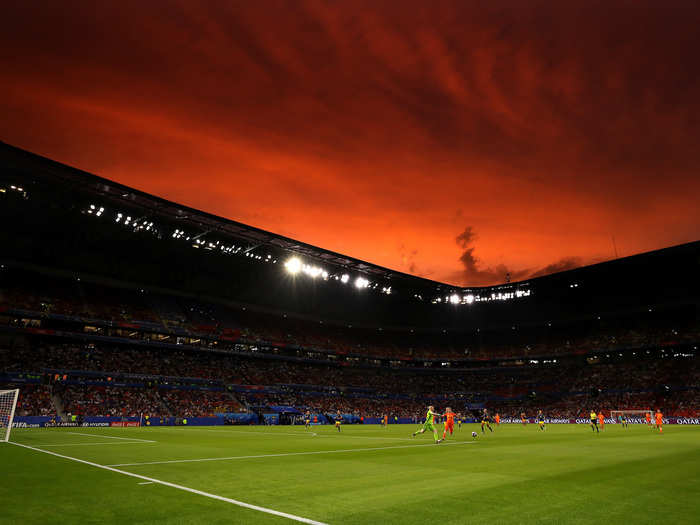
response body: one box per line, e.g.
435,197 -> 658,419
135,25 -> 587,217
452,226 -> 587,286
529,257 -> 583,279
452,227 -> 523,285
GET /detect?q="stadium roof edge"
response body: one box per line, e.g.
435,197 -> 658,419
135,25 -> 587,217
2,140 -> 698,292
0,140 -> 455,290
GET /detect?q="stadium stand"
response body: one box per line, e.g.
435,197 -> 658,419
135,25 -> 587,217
0,142 -> 697,424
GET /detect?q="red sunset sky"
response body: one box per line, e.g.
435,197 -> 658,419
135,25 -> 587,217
2,1 -> 699,285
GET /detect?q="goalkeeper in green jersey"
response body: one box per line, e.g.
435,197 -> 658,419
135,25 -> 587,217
412,406 -> 442,443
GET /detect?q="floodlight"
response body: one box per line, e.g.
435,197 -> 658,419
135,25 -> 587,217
285,257 -> 302,274
465,294 -> 475,304
306,266 -> 322,278
355,277 -> 369,289
449,294 -> 460,304
340,274 -> 350,284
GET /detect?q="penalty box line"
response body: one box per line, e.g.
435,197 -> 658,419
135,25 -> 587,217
159,428 -> 318,438
160,428 -> 419,442
108,440 -> 478,467
158,427 -> 461,442
9,442 -> 327,525
33,442 -> 158,447
64,431 -> 156,443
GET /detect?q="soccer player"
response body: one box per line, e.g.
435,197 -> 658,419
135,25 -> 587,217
655,409 -> 663,434
412,405 -> 442,443
458,417 -> 462,430
617,414 -> 628,429
495,413 -> 500,426
645,411 -> 652,429
442,407 -> 456,440
598,411 -> 605,431
481,409 -> 494,433
521,412 -> 527,426
334,411 -> 343,432
590,410 -> 599,433
537,410 -> 546,431
383,414 -> 389,428
304,410 -> 311,430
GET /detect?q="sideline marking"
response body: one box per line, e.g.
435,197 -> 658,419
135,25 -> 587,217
108,440 -> 477,467
10,442 -> 327,525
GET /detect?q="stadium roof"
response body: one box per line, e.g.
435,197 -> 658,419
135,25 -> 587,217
0,141 -> 488,293
2,140 -> 698,301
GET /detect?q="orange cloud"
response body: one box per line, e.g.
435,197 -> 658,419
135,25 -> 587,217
1,1 -> 699,285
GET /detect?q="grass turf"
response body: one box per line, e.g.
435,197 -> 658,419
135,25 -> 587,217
2,423 -> 699,524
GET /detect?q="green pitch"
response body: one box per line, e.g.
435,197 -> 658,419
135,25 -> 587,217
2,423 -> 699,524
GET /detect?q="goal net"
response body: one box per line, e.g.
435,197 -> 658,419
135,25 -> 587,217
610,410 -> 651,423
0,389 -> 20,442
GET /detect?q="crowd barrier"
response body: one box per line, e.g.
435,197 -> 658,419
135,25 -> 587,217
499,417 -> 700,425
12,415 -> 226,428
12,415 -> 699,428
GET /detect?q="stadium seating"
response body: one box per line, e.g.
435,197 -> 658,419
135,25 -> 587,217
1,338 -> 697,419
1,268 -> 698,421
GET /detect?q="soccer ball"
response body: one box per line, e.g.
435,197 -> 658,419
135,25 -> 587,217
472,431 -> 477,438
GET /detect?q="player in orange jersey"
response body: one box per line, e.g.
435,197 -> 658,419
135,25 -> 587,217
521,412 -> 527,426
442,407 -> 456,439
598,411 -> 605,431
495,413 -> 500,426
655,409 -> 663,434
645,411 -> 652,428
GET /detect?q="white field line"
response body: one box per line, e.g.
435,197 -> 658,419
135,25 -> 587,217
64,431 -> 156,443
138,481 -> 154,485
10,442 -> 327,525
108,440 -> 477,467
36,442 -> 158,447
313,434 -> 416,442
156,428 -> 418,441
191,429 -> 416,441
156,428 -> 318,438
